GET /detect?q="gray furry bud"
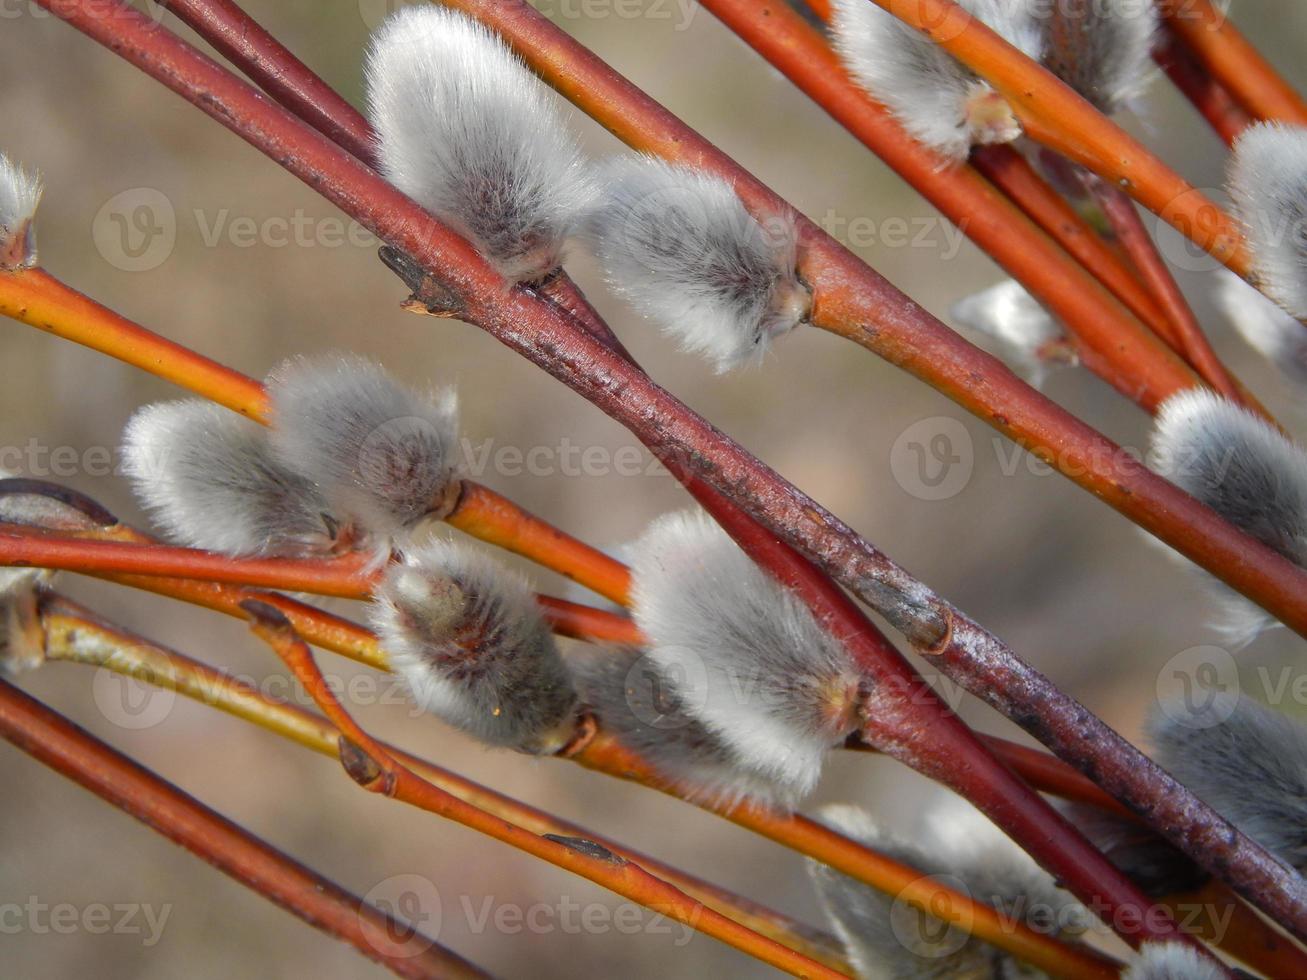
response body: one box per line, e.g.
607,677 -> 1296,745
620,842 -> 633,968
586,155 -> 809,373
567,644 -> 793,809
831,0 -> 1042,162
1228,122 -> 1307,319
0,152 -> 41,270
950,279 -> 1075,386
629,510 -> 864,804
1214,269 -> 1307,387
1149,389 -> 1307,643
370,539 -> 578,753
1062,803 -> 1207,899
266,354 -> 462,551
807,803 -> 1087,979
1037,0 -> 1159,114
365,6 -> 592,282
121,401 -> 341,557
1149,695 -> 1307,872
1122,942 -> 1228,980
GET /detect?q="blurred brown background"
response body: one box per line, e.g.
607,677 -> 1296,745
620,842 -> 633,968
2,1 -> 1306,977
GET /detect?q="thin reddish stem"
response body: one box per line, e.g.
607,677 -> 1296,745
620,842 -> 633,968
1158,0 -> 1307,126
1155,32 -> 1254,146
160,0 -> 375,160
867,0 -> 1251,276
0,677 -> 486,979
241,603 -> 843,979
38,0 -> 1307,940
1082,175 -> 1248,407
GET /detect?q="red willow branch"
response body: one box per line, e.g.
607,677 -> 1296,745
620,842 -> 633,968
1155,31 -> 1254,146
866,0 -> 1253,276
1157,0 -> 1307,127
52,1 -> 1204,955
240,602 -> 846,980
35,0 -> 1307,946
0,676 -> 487,980
34,594 -> 852,973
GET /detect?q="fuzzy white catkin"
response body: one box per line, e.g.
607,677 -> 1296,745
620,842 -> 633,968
0,152 -> 41,268
807,803 -> 1086,979
1150,696 -> 1307,872
567,645 -> 791,809
1121,943 -> 1229,980
1228,122 -> 1307,319
122,401 -> 340,557
1214,269 -> 1307,387
370,539 -> 578,753
1149,389 -> 1307,643
365,6 -> 592,282
587,155 -> 808,373
1037,0 -> 1158,114
831,0 -> 1042,162
950,279 -> 1071,386
266,354 -> 462,552
629,509 -> 863,803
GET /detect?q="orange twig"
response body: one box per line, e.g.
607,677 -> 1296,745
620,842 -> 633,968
1155,32 -> 1254,146
37,594 -> 850,972
1158,0 -> 1307,126
570,733 -> 1120,979
241,602 -> 844,979
0,676 -> 486,980
867,0 -> 1252,276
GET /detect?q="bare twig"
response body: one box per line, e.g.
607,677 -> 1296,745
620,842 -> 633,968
33,0 -> 1307,942
0,675 -> 487,980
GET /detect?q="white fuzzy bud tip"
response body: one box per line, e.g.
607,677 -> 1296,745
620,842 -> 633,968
1122,942 -> 1228,980
121,401 -> 341,557
1150,696 -> 1307,872
808,803 -> 1087,978
370,539 -> 578,753
1214,268 -> 1307,386
587,155 -> 808,373
1149,389 -> 1307,643
950,279 -> 1074,386
365,6 -> 592,282
1229,122 -> 1307,319
0,153 -> 41,270
1037,0 -> 1159,114
831,0 -> 1041,161
568,645 -> 793,810
629,509 -> 863,803
266,354 -> 462,549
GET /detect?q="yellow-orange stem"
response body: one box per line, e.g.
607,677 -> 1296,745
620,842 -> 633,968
1159,0 -> 1307,127
869,0 -> 1252,277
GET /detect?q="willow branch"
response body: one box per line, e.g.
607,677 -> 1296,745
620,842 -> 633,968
867,0 -> 1251,277
1155,32 -> 1254,146
36,0 -> 1307,942
0,675 -> 486,980
1158,0 -> 1307,126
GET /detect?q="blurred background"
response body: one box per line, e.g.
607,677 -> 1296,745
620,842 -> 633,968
2,1 -> 1306,976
